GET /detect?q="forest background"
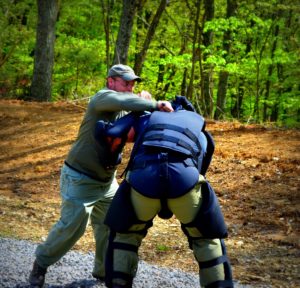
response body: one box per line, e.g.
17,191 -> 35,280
0,1 -> 300,287
0,0 -> 299,126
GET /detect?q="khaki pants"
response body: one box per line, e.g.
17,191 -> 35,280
35,164 -> 118,277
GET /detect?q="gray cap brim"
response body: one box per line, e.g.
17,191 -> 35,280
121,74 -> 142,82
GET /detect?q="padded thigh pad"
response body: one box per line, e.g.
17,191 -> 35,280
104,180 -> 137,232
196,182 -> 228,239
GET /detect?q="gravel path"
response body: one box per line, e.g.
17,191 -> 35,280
0,237 -> 259,288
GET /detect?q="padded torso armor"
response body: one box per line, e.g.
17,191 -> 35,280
142,110 -> 207,160
128,110 -> 213,198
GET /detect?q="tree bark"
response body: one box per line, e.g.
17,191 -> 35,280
202,0 -> 214,117
31,0 -> 59,102
113,0 -> 137,65
101,0 -> 115,73
263,22 -> 279,121
134,0 -> 147,64
186,0 -> 201,100
231,81 -> 244,119
214,0 -> 237,120
134,0 -> 168,75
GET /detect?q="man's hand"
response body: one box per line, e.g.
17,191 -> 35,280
138,90 -> 152,100
157,101 -> 174,112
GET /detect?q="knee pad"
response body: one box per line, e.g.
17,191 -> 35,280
199,240 -> 233,288
181,181 -> 228,240
105,231 -> 135,288
105,181 -> 153,287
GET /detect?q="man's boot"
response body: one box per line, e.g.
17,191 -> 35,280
29,260 -> 47,287
92,272 -> 105,281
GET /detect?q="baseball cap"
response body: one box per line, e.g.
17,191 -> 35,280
108,64 -> 141,82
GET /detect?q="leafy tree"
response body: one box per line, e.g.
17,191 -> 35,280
133,0 -> 168,75
0,0 -> 299,126
214,0 -> 237,120
0,0 -> 36,98
186,0 -> 201,102
113,0 -> 137,64
53,0 -> 108,99
202,0 -> 215,117
31,0 -> 59,101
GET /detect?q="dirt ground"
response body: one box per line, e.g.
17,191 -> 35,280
0,99 -> 299,288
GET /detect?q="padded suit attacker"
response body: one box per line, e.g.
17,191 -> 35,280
103,99 -> 233,288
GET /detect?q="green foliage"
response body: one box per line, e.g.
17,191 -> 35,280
0,0 -> 37,98
0,0 -> 298,127
53,36 -> 106,99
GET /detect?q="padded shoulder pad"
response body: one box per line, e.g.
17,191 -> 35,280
172,95 -> 196,112
106,112 -> 139,137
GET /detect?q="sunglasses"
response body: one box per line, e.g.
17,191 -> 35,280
113,77 -> 135,87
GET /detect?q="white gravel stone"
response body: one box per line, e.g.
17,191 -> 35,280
0,237 -> 266,287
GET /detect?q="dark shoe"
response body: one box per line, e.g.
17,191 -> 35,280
92,272 -> 105,281
29,260 -> 47,287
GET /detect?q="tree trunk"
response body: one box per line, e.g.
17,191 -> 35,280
231,33 -> 252,120
134,0 -> 168,75
263,22 -> 279,121
215,71 -> 229,119
156,50 -> 166,90
214,0 -> 237,120
181,68 -> 188,96
113,0 -> 137,65
186,0 -> 201,100
231,81 -> 244,119
30,0 -> 59,102
100,0 -> 115,73
134,0 -> 147,65
202,0 -> 214,117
